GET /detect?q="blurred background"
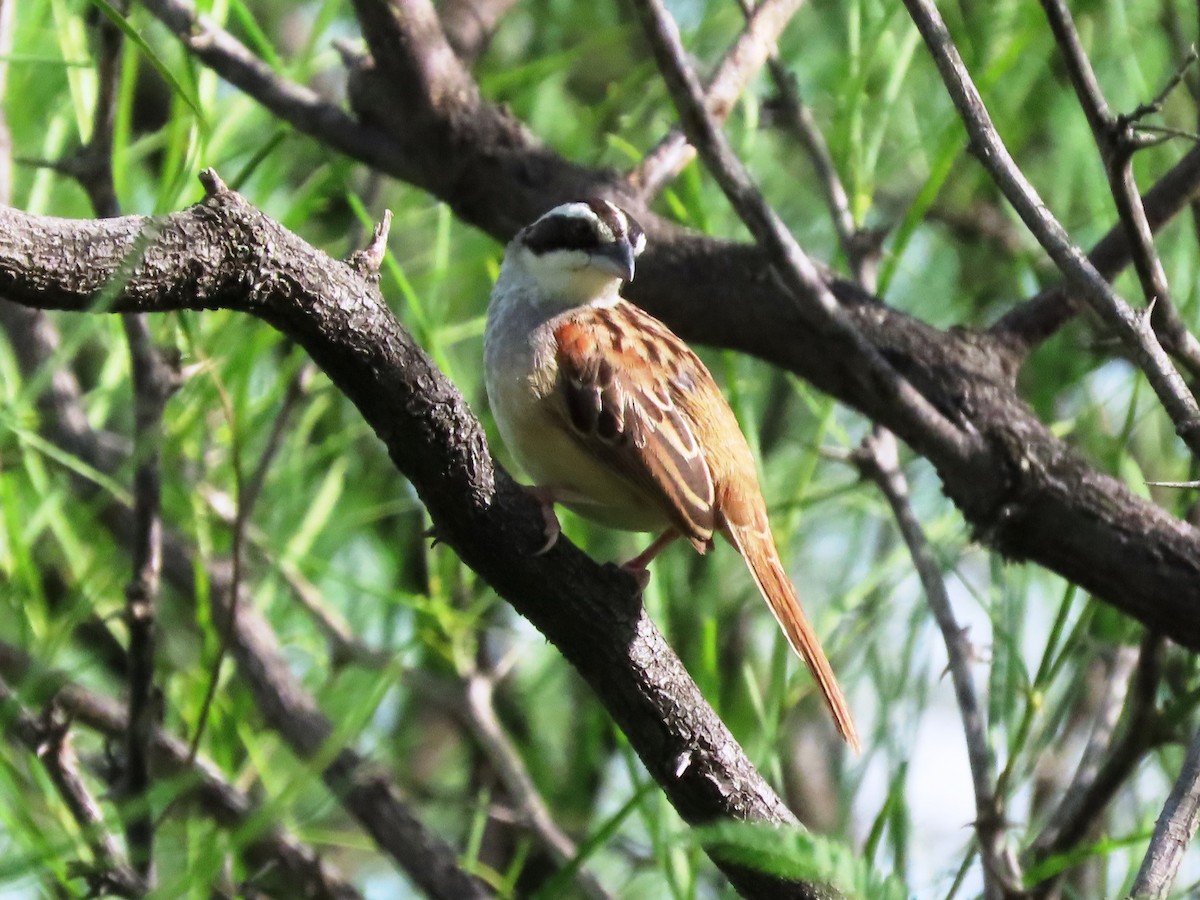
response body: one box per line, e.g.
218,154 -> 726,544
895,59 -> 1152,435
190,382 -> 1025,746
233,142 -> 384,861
3,0 -> 1200,897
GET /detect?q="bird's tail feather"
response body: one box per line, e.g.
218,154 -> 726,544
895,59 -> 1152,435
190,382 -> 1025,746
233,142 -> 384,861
725,523 -> 860,753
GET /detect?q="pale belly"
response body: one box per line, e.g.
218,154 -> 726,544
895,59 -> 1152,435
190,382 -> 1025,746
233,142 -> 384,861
486,282 -> 674,534
498,395 -> 671,534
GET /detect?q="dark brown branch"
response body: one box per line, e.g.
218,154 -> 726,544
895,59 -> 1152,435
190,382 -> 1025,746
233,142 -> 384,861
901,0 -> 1200,457
0,263 -> 487,900
0,182 -> 831,899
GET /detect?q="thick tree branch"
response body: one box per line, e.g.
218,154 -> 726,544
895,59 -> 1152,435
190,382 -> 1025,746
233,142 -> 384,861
0,179 -> 835,899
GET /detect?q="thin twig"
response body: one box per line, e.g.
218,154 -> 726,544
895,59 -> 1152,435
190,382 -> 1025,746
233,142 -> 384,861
413,670 -> 613,900
0,641 -> 363,900
901,0 -> 1200,458
60,6 -> 174,881
630,0 -> 976,472
120,313 -> 173,881
989,143 -> 1200,350
852,428 -> 1020,899
185,371 -> 245,767
1130,721 -> 1200,898
0,677 -> 145,897
734,0 -> 877,288
1026,634 -> 1166,890
240,354 -> 314,522
628,0 -> 806,200
1038,0 -> 1200,378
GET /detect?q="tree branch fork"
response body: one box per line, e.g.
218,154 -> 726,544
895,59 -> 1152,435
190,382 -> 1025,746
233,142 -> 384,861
5,163 -> 1200,661
0,171 -> 843,896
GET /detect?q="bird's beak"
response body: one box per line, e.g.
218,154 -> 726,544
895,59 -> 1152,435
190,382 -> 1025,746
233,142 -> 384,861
593,239 -> 636,283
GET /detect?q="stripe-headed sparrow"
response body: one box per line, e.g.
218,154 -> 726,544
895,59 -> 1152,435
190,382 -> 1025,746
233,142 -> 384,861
484,198 -> 859,751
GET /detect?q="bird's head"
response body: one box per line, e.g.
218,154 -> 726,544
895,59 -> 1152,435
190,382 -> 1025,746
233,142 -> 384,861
503,199 -> 647,308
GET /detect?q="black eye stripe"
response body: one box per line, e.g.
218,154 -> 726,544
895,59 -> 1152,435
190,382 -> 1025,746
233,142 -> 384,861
520,199 -> 647,257
522,217 -> 599,254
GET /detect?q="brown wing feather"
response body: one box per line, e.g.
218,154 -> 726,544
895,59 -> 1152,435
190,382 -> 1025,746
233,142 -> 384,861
552,301 -> 860,749
553,302 -> 716,546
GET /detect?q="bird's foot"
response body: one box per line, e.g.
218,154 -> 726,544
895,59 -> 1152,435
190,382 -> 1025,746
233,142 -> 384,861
522,485 -> 563,556
618,529 -> 679,590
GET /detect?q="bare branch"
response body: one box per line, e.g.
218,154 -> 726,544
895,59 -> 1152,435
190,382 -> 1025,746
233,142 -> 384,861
0,677 -> 145,898
414,671 -> 613,900
0,642 -> 363,900
734,0 -> 876,287
54,8 -> 177,881
630,0 -> 976,472
628,0 -> 807,200
990,143 -> 1200,349
852,428 -> 1020,898
902,0 -> 1200,457
1038,0 -> 1200,377
1131,722 -> 1200,898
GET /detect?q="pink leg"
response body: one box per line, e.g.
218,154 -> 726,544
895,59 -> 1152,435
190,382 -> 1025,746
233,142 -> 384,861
523,485 -> 564,556
621,529 -> 680,587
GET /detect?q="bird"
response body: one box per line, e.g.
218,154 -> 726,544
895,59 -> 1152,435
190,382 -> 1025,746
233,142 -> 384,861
483,198 -> 859,752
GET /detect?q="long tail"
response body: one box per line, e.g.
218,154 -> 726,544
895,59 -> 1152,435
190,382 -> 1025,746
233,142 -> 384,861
724,522 -> 861,753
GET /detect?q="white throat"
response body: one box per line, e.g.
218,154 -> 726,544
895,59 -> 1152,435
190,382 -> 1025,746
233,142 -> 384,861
495,244 -> 623,312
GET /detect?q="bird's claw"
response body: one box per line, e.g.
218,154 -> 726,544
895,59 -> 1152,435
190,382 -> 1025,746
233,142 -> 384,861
524,486 -> 562,556
619,562 -> 651,591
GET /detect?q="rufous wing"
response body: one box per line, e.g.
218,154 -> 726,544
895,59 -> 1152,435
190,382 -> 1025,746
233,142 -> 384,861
551,302 -> 717,549
550,300 -> 860,750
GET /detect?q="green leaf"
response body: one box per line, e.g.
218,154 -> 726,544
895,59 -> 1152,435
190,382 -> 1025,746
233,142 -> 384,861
693,821 -> 908,900
86,0 -> 208,128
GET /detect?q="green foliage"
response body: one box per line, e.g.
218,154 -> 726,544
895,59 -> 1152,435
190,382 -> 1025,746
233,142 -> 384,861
4,0 -> 1200,896
697,820 -> 910,900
